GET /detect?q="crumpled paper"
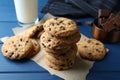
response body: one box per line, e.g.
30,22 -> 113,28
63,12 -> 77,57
12,13 -> 94,80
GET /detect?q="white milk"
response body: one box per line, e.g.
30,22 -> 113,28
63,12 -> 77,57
14,0 -> 38,24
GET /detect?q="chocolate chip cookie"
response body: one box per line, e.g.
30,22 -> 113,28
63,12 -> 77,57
77,38 -> 106,61
25,23 -> 44,39
40,32 -> 70,50
45,57 -> 73,71
43,17 -> 79,37
2,35 -> 33,60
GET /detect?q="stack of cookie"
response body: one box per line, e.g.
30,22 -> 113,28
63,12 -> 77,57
40,17 -> 81,70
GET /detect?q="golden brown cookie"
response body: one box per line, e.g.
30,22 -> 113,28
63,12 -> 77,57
40,32 -> 70,50
25,23 -> 44,39
43,17 -> 79,37
45,58 -> 73,71
1,35 -> 33,60
77,38 -> 106,61
44,44 -> 77,57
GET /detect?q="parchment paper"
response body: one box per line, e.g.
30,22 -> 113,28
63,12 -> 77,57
12,13 -> 94,80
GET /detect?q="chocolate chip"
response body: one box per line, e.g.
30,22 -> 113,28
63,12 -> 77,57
42,43 -> 46,48
56,23 -> 59,25
60,64 -> 65,67
66,58 -> 69,61
5,50 -> 8,53
54,31 -> 57,33
87,40 -> 91,43
59,68 -> 63,70
113,23 -> 117,27
89,53 -> 92,55
51,35 -> 54,37
18,44 -> 21,46
48,44 -> 51,47
26,40 -> 28,43
16,54 -> 19,58
60,26 -> 65,30
12,41 -> 14,44
34,43 -> 37,46
54,17 -> 58,20
60,53 -> 66,56
70,62 -> 73,66
59,21 -> 63,23
96,49 -> 100,52
20,38 -> 23,41
96,43 -> 100,45
13,45 -> 16,47
49,66 -> 53,68
49,28 -> 51,31
68,23 -> 71,25
48,39 -> 51,42
51,22 -> 54,26
83,45 -> 87,48
15,48 -> 18,50
9,52 -> 14,57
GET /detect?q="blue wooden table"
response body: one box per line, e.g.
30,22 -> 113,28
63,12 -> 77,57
0,0 -> 120,80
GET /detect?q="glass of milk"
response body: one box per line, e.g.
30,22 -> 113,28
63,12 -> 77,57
14,0 -> 38,27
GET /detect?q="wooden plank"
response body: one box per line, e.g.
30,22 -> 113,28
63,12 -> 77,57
0,73 -> 62,80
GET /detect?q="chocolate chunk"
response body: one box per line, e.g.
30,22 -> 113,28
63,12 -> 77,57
34,43 -> 37,46
88,53 -> 92,55
96,49 -> 100,52
59,21 -> 63,23
12,41 -> 14,44
83,45 -> 87,48
42,43 -> 46,48
103,14 -> 120,32
106,13 -> 115,21
9,52 -> 14,57
18,44 -> 21,46
5,50 -> 8,53
48,39 -> 51,42
26,40 -> 28,43
60,26 -> 65,30
96,43 -> 99,45
50,22 -> 54,26
60,64 -> 65,67
69,62 -> 73,66
15,48 -> 18,50
16,54 -> 19,58
87,40 -> 91,43
48,44 -> 51,47
60,53 -> 66,56
49,28 -> 51,31
98,9 -> 111,18
99,18 -> 107,24
68,23 -> 71,25
13,45 -> 16,47
20,38 -> 23,41
54,17 -> 58,20
98,9 -> 111,25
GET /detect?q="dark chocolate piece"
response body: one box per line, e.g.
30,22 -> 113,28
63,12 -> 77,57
98,9 -> 111,18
